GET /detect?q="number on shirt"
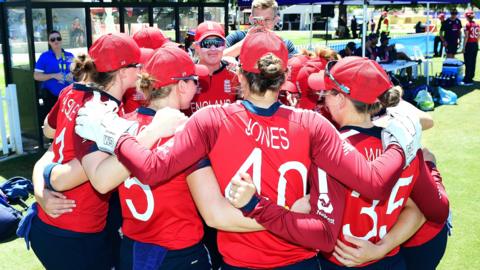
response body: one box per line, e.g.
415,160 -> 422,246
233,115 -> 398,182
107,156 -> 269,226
124,177 -> 155,221
342,176 -> 413,240
225,147 -> 308,207
54,127 -> 66,163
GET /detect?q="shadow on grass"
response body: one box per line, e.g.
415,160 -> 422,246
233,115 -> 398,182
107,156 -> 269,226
0,151 -> 44,181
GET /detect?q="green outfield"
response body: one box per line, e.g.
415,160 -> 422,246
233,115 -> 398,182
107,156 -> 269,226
0,53 -> 479,269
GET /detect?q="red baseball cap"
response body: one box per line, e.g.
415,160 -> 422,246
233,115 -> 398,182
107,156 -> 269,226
281,81 -> 298,93
239,30 -> 288,74
89,33 -> 140,73
139,48 -> 154,65
308,57 -> 393,104
296,59 -> 324,95
287,55 -> 309,84
144,47 -> 209,88
133,27 -> 169,49
195,21 -> 225,42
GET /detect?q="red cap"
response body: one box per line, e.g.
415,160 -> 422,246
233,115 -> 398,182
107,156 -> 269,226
239,30 -> 288,74
133,27 -> 169,49
195,21 -> 225,42
280,81 -> 298,93
296,60 -> 324,95
89,33 -> 140,73
161,41 -> 182,49
144,47 -> 209,88
465,10 -> 474,18
139,48 -> 154,65
308,57 -> 393,104
438,12 -> 446,19
287,55 -> 309,84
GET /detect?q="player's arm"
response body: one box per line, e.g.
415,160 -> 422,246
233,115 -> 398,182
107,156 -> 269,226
187,165 -> 264,232
223,32 -> 245,58
463,26 -> 468,51
408,149 -> 449,224
310,112 -> 406,201
378,99 -> 434,131
115,108 -> 219,186
43,115 -> 56,139
229,173 -> 346,252
47,159 -> 88,192
333,198 -> 425,267
32,147 -> 76,218
82,125 -> 162,194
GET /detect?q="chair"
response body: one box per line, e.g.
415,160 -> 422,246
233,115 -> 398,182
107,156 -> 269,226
411,45 -> 434,77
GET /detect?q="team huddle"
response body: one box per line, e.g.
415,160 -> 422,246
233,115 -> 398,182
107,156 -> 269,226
19,0 -> 451,270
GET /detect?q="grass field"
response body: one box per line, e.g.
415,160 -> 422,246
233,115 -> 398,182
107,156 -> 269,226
0,52 -> 479,269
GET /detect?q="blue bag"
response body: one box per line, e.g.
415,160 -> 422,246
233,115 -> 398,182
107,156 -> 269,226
437,87 -> 458,105
0,196 -> 22,242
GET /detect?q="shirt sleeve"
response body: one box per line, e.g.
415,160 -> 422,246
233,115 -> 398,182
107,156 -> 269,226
115,107 -> 221,186
307,112 -> 405,201
285,39 -> 298,58
409,154 -> 449,224
34,53 -> 47,73
244,172 -> 347,252
226,31 -> 246,47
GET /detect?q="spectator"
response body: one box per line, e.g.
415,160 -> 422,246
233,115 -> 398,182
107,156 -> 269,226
441,9 -> 462,58
33,30 -> 74,123
351,16 -> 358,39
462,10 -> 479,86
70,17 -> 85,47
338,15 -> 348,38
339,42 -> 356,58
434,12 -> 446,57
369,18 -> 376,33
415,21 -> 424,33
376,35 -> 395,62
184,29 -> 196,58
224,0 -> 297,58
377,10 -> 390,36
355,33 -> 378,60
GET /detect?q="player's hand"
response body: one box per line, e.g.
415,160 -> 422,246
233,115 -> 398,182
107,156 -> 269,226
381,109 -> 422,167
422,147 -> 436,164
146,107 -> 188,139
286,92 -> 299,108
37,189 -> 76,218
75,92 -> 138,154
333,235 -> 387,267
52,73 -> 64,82
228,172 -> 257,208
291,194 -> 311,213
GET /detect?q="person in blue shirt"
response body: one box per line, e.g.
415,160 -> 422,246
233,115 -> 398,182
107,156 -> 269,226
34,30 -> 74,120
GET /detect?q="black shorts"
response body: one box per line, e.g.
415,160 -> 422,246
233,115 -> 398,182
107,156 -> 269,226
445,41 -> 458,54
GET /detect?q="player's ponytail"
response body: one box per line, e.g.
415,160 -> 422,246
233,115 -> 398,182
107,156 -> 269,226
71,54 -> 95,81
240,53 -> 286,95
351,85 -> 402,115
136,72 -> 174,105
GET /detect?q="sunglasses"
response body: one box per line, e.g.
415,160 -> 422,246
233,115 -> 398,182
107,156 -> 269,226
325,61 -> 350,94
49,37 -> 62,42
199,37 -> 225,49
172,75 -> 199,86
125,63 -> 142,69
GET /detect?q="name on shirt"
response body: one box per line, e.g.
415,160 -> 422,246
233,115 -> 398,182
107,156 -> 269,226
364,147 -> 382,162
61,96 -> 81,122
245,119 -> 290,150
190,99 -> 232,113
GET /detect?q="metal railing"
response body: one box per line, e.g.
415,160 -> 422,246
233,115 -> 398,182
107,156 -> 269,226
0,84 -> 23,157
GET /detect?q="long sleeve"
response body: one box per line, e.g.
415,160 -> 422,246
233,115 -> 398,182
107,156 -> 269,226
244,171 -> 347,252
115,107 -> 221,186
308,112 -> 405,201
409,155 -> 449,224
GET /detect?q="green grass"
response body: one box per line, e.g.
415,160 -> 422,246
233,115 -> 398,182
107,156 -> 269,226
0,53 -> 479,269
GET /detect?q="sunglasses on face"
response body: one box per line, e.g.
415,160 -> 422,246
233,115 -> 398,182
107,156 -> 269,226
325,61 -> 350,94
199,38 -> 225,49
49,37 -> 62,42
125,63 -> 142,69
172,75 -> 199,86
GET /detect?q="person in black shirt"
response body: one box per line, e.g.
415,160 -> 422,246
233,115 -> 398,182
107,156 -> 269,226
339,42 -> 356,58
440,9 -> 462,58
351,16 -> 358,39
355,33 -> 378,60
